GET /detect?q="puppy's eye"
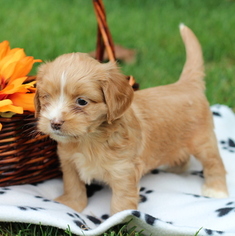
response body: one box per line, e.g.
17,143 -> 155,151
40,94 -> 49,100
76,98 -> 88,106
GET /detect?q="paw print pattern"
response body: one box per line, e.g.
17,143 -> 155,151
215,202 -> 235,217
139,187 -> 154,203
86,215 -> 101,225
204,228 -> 224,235
132,211 -> 174,226
0,187 -> 11,195
184,193 -> 209,199
101,214 -> 109,220
17,206 -> 45,211
212,111 -> 222,117
30,181 -> 45,186
67,212 -> 90,230
34,195 -> 58,203
220,138 -> 235,153
132,211 -> 158,226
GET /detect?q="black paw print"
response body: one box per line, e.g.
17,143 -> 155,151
17,206 -> 45,211
132,211 -> 173,226
185,193 -> 209,199
204,228 -> 224,235
67,212 -> 90,230
139,187 -> 154,203
0,187 -> 11,195
101,214 -> 109,220
34,195 -> 57,203
30,181 -> 45,186
220,138 -> 235,153
215,202 -> 235,217
212,111 -> 222,117
86,215 -> 101,225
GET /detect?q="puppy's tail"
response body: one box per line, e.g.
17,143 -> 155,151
178,24 -> 205,90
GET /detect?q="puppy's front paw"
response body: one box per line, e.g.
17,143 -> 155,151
202,185 -> 228,198
55,194 -> 87,212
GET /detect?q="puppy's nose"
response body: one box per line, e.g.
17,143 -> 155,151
51,119 -> 64,130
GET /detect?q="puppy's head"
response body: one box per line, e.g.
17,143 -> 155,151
35,53 -> 133,142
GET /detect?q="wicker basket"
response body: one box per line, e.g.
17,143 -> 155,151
0,0 -> 138,187
0,112 -> 61,187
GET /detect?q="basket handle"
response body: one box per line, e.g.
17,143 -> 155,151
93,0 -> 115,62
92,0 -> 139,90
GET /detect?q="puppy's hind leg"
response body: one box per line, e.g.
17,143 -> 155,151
193,132 -> 228,198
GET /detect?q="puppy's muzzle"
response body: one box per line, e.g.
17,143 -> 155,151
51,119 -> 64,130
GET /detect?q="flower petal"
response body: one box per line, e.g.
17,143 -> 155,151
10,56 -> 42,81
0,99 -> 12,107
0,77 -> 27,94
0,48 -> 26,80
0,41 -> 41,116
22,80 -> 36,88
0,61 -> 18,80
28,87 -> 36,93
0,40 -> 10,60
9,93 -> 35,112
0,104 -> 23,113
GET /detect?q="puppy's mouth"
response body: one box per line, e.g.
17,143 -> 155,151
54,132 -> 66,137
50,130 -> 79,140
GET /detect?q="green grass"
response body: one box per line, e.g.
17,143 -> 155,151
0,222 -> 146,236
0,222 -> 72,236
0,222 -> 202,236
0,0 -> 235,235
1,0 -> 235,107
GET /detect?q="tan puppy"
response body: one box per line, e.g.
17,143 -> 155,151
35,24 -> 228,215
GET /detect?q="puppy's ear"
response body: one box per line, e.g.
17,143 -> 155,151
34,63 -> 47,118
101,62 -> 134,123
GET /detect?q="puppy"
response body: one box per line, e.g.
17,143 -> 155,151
35,24 -> 228,215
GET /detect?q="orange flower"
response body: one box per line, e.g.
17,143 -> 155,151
0,40 -> 42,130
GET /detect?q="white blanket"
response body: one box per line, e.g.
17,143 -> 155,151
0,104 -> 235,236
